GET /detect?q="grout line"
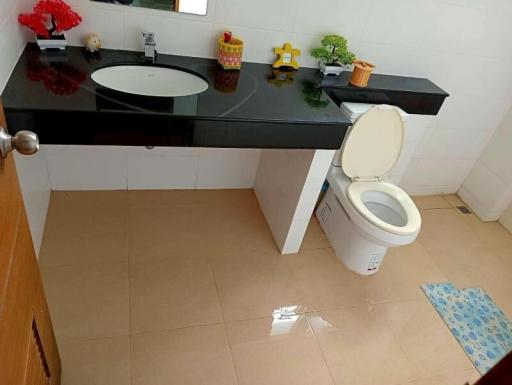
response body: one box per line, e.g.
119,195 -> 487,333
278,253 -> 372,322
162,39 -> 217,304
304,313 -> 338,385
129,320 -> 226,338
210,261 -> 241,385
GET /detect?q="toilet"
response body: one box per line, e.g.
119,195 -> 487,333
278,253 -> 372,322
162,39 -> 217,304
316,103 -> 422,276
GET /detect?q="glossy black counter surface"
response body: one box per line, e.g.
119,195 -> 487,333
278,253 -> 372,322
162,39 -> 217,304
1,44 -> 351,149
321,71 -> 449,115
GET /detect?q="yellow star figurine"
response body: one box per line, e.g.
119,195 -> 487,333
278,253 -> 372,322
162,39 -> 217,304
273,43 -> 301,70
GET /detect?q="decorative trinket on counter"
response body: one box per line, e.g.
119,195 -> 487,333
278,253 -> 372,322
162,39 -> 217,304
349,60 -> 375,87
84,33 -> 101,53
217,31 -> 244,70
267,68 -> 296,87
19,0 -> 82,51
311,34 -> 355,76
272,43 -> 301,70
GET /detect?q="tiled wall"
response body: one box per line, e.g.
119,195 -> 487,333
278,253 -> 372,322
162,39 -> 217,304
60,0 -> 512,195
500,204 -> 512,233
1,0 -> 51,255
460,106 -> 512,221
44,145 -> 261,190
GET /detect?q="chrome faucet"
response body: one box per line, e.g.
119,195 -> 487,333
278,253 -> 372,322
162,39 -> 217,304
142,32 -> 156,62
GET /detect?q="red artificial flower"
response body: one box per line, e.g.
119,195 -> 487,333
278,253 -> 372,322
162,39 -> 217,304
19,0 -> 81,38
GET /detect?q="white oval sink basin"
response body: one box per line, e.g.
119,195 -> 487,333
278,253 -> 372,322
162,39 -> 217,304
91,65 -> 209,97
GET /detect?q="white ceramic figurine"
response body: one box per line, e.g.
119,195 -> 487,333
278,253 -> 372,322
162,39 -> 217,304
84,33 -> 101,53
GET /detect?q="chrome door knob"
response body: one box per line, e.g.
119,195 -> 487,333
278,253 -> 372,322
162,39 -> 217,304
0,127 -> 39,158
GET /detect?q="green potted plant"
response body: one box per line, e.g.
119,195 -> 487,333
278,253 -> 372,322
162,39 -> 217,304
311,34 -> 356,76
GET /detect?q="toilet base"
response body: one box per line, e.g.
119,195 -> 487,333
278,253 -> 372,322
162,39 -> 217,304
316,188 -> 388,276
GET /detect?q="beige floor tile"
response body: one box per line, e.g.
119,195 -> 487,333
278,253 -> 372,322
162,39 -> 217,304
405,368 -> 480,385
41,263 -> 129,340
365,242 -> 448,304
227,316 -> 334,385
127,204 -> 276,263
128,188 -> 258,208
308,307 -> 416,385
461,212 -> 512,249
443,194 -> 466,208
130,258 -> 223,333
131,325 -> 237,385
40,191 -> 127,267
412,196 -> 451,210
382,299 -> 473,379
213,250 -> 311,322
301,217 -> 330,250
289,248 -> 369,311
417,208 -> 481,256
488,290 -> 512,319
59,336 -> 130,385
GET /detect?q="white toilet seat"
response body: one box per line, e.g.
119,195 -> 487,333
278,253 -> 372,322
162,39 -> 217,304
347,181 -> 421,236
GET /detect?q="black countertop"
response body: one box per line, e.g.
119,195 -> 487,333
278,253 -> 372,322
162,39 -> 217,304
1,44 -> 351,149
321,71 -> 449,115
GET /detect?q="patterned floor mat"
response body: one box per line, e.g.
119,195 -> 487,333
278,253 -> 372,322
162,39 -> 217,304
422,282 -> 512,374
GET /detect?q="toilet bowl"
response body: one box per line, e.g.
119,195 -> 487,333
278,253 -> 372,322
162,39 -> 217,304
316,104 -> 421,275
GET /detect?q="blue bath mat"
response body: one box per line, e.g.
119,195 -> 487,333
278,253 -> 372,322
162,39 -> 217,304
422,283 -> 512,374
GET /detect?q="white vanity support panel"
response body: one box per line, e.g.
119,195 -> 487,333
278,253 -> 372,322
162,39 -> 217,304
254,149 -> 335,254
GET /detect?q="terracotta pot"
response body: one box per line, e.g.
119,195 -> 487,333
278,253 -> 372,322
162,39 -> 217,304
349,60 -> 375,87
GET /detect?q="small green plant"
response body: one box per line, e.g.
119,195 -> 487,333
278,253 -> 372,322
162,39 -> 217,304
311,34 -> 355,66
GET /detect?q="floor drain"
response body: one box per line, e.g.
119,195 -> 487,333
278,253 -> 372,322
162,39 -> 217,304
456,205 -> 471,214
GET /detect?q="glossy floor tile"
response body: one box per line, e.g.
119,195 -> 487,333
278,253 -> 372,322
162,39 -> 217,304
131,325 -> 237,385
309,307 -> 417,385
41,262 -> 130,340
130,258 -> 223,332
39,190 -> 512,385
227,316 -> 334,385
59,336 -> 131,385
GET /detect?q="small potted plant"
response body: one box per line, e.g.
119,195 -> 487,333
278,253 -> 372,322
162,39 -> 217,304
19,0 -> 82,51
311,34 -> 356,76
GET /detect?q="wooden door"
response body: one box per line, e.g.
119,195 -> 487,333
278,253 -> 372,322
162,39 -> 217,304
0,102 -> 61,385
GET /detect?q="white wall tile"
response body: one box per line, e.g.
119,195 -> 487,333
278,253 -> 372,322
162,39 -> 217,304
478,109 -> 512,185
499,203 -> 512,233
460,160 -> 508,219
14,148 -> 51,255
65,6 -> 125,49
0,10 -> 24,91
196,148 -> 260,189
362,0 -> 436,48
215,0 -> 297,32
124,12 -> 215,58
417,128 -> 491,160
294,0 -> 371,41
46,145 -> 128,190
44,146 -> 260,191
401,158 -> 474,193
127,151 -> 199,189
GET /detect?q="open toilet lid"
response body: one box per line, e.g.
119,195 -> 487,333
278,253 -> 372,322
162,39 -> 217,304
340,105 -> 405,180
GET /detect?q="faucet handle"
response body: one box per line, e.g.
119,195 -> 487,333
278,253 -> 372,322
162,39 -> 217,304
142,32 -> 155,44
